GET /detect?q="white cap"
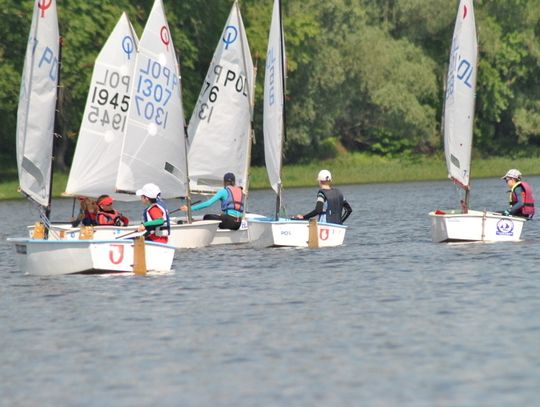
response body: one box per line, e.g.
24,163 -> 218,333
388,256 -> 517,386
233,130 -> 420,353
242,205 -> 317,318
136,183 -> 161,199
501,169 -> 522,180
317,169 -> 332,182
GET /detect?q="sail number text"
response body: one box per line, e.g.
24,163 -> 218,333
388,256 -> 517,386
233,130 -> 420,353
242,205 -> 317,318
87,69 -> 130,132
133,57 -> 178,129
446,41 -> 474,100
196,63 -> 249,123
36,41 -> 59,82
266,47 -> 278,107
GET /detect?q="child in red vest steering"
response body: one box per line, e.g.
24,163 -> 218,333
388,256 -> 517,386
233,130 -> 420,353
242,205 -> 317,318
501,169 -> 535,219
95,195 -> 129,226
136,183 -> 170,243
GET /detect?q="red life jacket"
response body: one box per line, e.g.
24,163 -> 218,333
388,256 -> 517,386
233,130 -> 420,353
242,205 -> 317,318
96,209 -> 127,226
221,186 -> 244,213
142,202 -> 170,240
510,181 -> 535,217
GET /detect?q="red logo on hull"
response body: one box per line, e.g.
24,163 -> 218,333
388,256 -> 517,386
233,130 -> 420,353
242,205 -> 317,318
319,228 -> 329,241
109,244 -> 125,265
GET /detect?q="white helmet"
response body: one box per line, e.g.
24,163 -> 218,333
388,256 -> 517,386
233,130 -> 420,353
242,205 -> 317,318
136,183 -> 161,199
501,169 -> 522,180
317,169 -> 332,182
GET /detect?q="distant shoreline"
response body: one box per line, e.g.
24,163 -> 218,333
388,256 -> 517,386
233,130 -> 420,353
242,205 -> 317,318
2,153 -> 539,200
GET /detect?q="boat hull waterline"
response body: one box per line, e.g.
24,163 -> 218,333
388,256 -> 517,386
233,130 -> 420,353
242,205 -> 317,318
429,209 -> 526,242
7,238 -> 175,276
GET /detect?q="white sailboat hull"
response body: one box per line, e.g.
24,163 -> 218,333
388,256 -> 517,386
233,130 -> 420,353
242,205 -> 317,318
7,238 -> 175,276
208,214 -> 267,245
429,209 -> 526,242
168,220 -> 219,248
247,218 -> 347,248
29,220 -> 219,249
211,220 -> 249,245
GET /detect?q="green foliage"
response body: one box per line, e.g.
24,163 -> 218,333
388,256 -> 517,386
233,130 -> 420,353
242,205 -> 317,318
474,1 -> 540,154
1,0 -> 540,172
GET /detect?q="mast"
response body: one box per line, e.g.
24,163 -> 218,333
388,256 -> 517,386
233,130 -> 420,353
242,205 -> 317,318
183,123 -> 193,224
237,0 -> 256,213
46,35 -> 63,224
244,59 -> 257,214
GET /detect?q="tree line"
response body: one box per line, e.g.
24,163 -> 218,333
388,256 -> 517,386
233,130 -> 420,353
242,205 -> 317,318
1,0 -> 539,173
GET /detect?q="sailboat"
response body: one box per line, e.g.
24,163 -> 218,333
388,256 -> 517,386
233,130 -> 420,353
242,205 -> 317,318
30,11 -> 142,242
429,0 -> 525,242
8,1 -> 175,275
246,0 -> 347,248
114,0 -> 219,248
185,0 -> 260,245
37,0 -> 219,249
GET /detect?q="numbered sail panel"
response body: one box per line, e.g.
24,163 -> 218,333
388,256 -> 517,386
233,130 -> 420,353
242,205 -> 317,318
16,0 -> 60,207
116,0 -> 188,198
444,0 -> 477,188
65,13 -> 139,200
263,0 -> 286,194
187,2 -> 254,194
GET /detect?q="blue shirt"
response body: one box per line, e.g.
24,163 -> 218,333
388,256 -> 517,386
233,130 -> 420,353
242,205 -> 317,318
191,188 -> 243,217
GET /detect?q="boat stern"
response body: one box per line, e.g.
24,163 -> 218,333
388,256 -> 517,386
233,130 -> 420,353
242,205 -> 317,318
429,210 -> 526,242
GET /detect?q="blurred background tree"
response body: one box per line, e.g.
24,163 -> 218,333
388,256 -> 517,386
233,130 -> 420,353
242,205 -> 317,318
1,0 -> 539,174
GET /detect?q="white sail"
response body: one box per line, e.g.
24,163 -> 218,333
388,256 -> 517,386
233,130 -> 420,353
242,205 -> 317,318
187,1 -> 254,194
116,0 -> 188,198
263,0 -> 286,194
16,0 -> 59,207
444,0 -> 477,189
65,13 -> 139,200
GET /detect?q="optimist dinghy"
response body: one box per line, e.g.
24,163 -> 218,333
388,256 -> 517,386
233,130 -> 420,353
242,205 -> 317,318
428,0 -> 525,242
185,1 -> 258,245
8,0 -> 175,275
246,0 -> 347,248
9,234 -> 174,276
34,1 -> 219,248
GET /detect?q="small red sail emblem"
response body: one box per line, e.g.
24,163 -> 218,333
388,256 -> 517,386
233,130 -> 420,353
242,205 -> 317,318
463,5 -> 468,19
38,0 -> 52,18
160,26 -> 170,50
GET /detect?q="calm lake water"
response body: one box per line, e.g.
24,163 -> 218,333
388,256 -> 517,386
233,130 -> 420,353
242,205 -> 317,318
1,178 -> 539,406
